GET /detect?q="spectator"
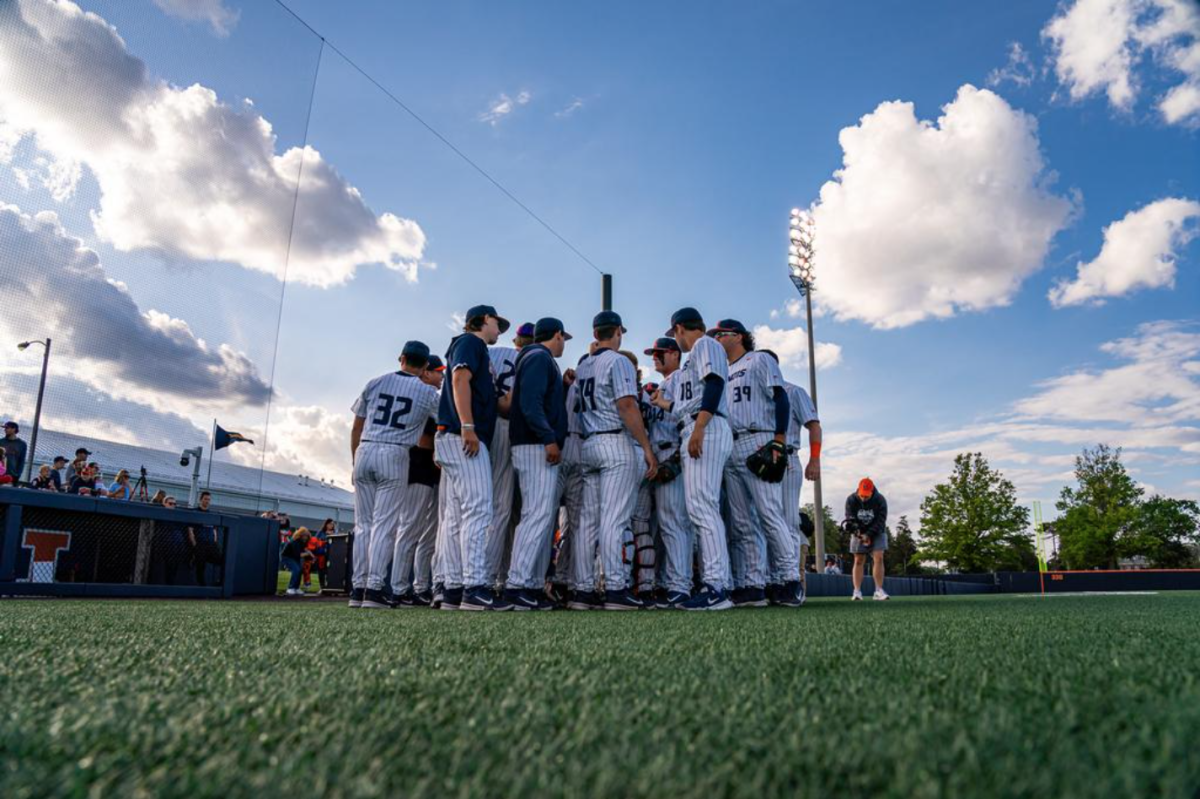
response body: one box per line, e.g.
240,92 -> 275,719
0,447 -> 13,486
280,527 -> 312,596
31,464 -> 57,490
824,556 -> 842,575
150,490 -> 167,505
69,465 -> 103,496
163,495 -> 178,509
50,456 -> 68,491
304,519 -> 334,593
66,448 -> 91,484
3,422 -> 27,482
109,469 -> 133,500
846,477 -> 889,601
188,490 -> 222,586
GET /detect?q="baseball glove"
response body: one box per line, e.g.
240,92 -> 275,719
654,454 -> 683,484
745,440 -> 788,483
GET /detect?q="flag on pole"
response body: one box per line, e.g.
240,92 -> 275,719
214,425 -> 254,451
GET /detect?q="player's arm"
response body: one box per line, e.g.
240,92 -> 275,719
350,416 -> 365,462
452,368 -> 480,456
616,396 -> 657,479
804,420 -> 822,480
687,374 -> 724,458
772,386 -> 790,446
869,494 -> 888,537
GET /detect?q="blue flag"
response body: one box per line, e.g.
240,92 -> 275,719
214,425 -> 254,451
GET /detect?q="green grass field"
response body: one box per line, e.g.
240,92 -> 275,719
2,593 -> 1199,798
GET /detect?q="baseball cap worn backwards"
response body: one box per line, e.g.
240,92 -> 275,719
667,307 -> 703,335
401,340 -> 431,361
534,317 -> 572,340
644,337 -> 681,355
592,310 -> 626,332
858,478 -> 875,498
466,304 -> 511,334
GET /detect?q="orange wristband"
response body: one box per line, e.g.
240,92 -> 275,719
810,442 -> 821,460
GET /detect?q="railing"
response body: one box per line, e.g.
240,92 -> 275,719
0,490 -> 279,598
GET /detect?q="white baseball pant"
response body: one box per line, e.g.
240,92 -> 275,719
553,435 -> 585,589
783,452 -> 807,580
352,442 -> 411,591
434,432 -> 493,588
389,482 -> 437,596
724,431 -> 799,588
681,417 -> 734,591
506,444 -> 563,589
654,473 -> 694,593
484,418 -> 516,585
574,435 -> 642,593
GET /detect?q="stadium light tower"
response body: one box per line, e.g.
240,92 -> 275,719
787,209 -> 826,569
16,337 -> 52,484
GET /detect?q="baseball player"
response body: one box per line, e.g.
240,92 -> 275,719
483,324 -> 526,590
571,311 -> 658,610
651,307 -> 734,610
847,478 -> 889,601
435,304 -> 513,611
761,349 -> 823,599
504,318 -> 571,610
643,337 -> 694,606
550,355 -> 588,603
710,320 -> 802,607
349,341 -> 439,609
389,355 -> 445,607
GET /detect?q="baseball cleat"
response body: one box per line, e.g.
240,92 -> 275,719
567,590 -> 601,610
731,587 -> 768,608
874,589 -> 890,601
664,590 -> 690,608
852,589 -> 863,601
431,583 -> 445,609
681,585 -> 733,611
361,588 -> 391,609
393,591 -> 420,609
460,586 -> 513,611
347,587 -> 365,608
413,590 -> 433,607
775,581 -> 805,608
440,586 -> 463,611
505,588 -> 539,611
603,589 -> 648,610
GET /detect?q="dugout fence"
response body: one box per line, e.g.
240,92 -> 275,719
0,491 -> 279,598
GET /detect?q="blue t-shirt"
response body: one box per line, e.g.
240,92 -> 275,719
437,334 -> 499,448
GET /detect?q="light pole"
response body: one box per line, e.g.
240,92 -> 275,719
16,338 -> 51,484
787,209 -> 826,568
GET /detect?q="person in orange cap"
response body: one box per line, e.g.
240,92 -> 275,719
846,477 -> 889,601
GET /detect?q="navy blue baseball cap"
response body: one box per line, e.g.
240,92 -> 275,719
465,304 -> 511,334
427,355 -> 445,372
401,340 -> 431,361
643,337 -> 681,355
534,317 -> 573,341
516,322 -> 535,338
708,319 -> 748,336
666,307 -> 704,335
592,310 -> 627,332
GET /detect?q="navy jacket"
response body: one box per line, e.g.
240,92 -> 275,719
509,344 -> 567,447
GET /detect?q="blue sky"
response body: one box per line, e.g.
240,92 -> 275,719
0,0 -> 1197,522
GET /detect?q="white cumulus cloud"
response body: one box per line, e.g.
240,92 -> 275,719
809,84 -> 1076,329
0,0 -> 428,288
750,324 -> 842,371
479,90 -> 532,126
1049,197 -> 1200,306
151,0 -> 240,37
1043,0 -> 1200,125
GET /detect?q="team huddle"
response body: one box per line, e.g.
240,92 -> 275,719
347,304 -> 830,612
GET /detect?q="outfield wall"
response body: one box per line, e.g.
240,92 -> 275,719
806,573 -> 995,597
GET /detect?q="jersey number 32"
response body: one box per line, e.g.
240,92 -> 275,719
372,393 -> 413,429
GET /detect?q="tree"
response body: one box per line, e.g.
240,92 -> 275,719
886,516 -> 920,575
918,452 -> 1033,573
1055,445 -> 1142,569
1123,496 -> 1200,568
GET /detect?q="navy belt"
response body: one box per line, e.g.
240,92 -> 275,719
581,429 -> 624,440
361,439 -> 409,447
677,412 -> 726,433
732,429 -> 773,441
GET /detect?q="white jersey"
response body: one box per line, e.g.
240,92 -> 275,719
574,348 -> 638,436
784,381 -> 819,448
352,371 -> 439,447
645,371 -> 685,458
675,335 -> 729,420
727,351 -> 785,433
489,346 -> 519,399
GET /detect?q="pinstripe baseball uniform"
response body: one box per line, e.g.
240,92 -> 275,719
506,344 -> 567,590
390,420 -> 440,597
574,348 -> 642,592
436,333 -> 499,589
647,370 -> 694,593
724,351 -> 799,588
351,371 -> 438,591
485,346 -> 519,586
676,336 -> 734,591
783,381 -> 819,557
553,360 -> 587,589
